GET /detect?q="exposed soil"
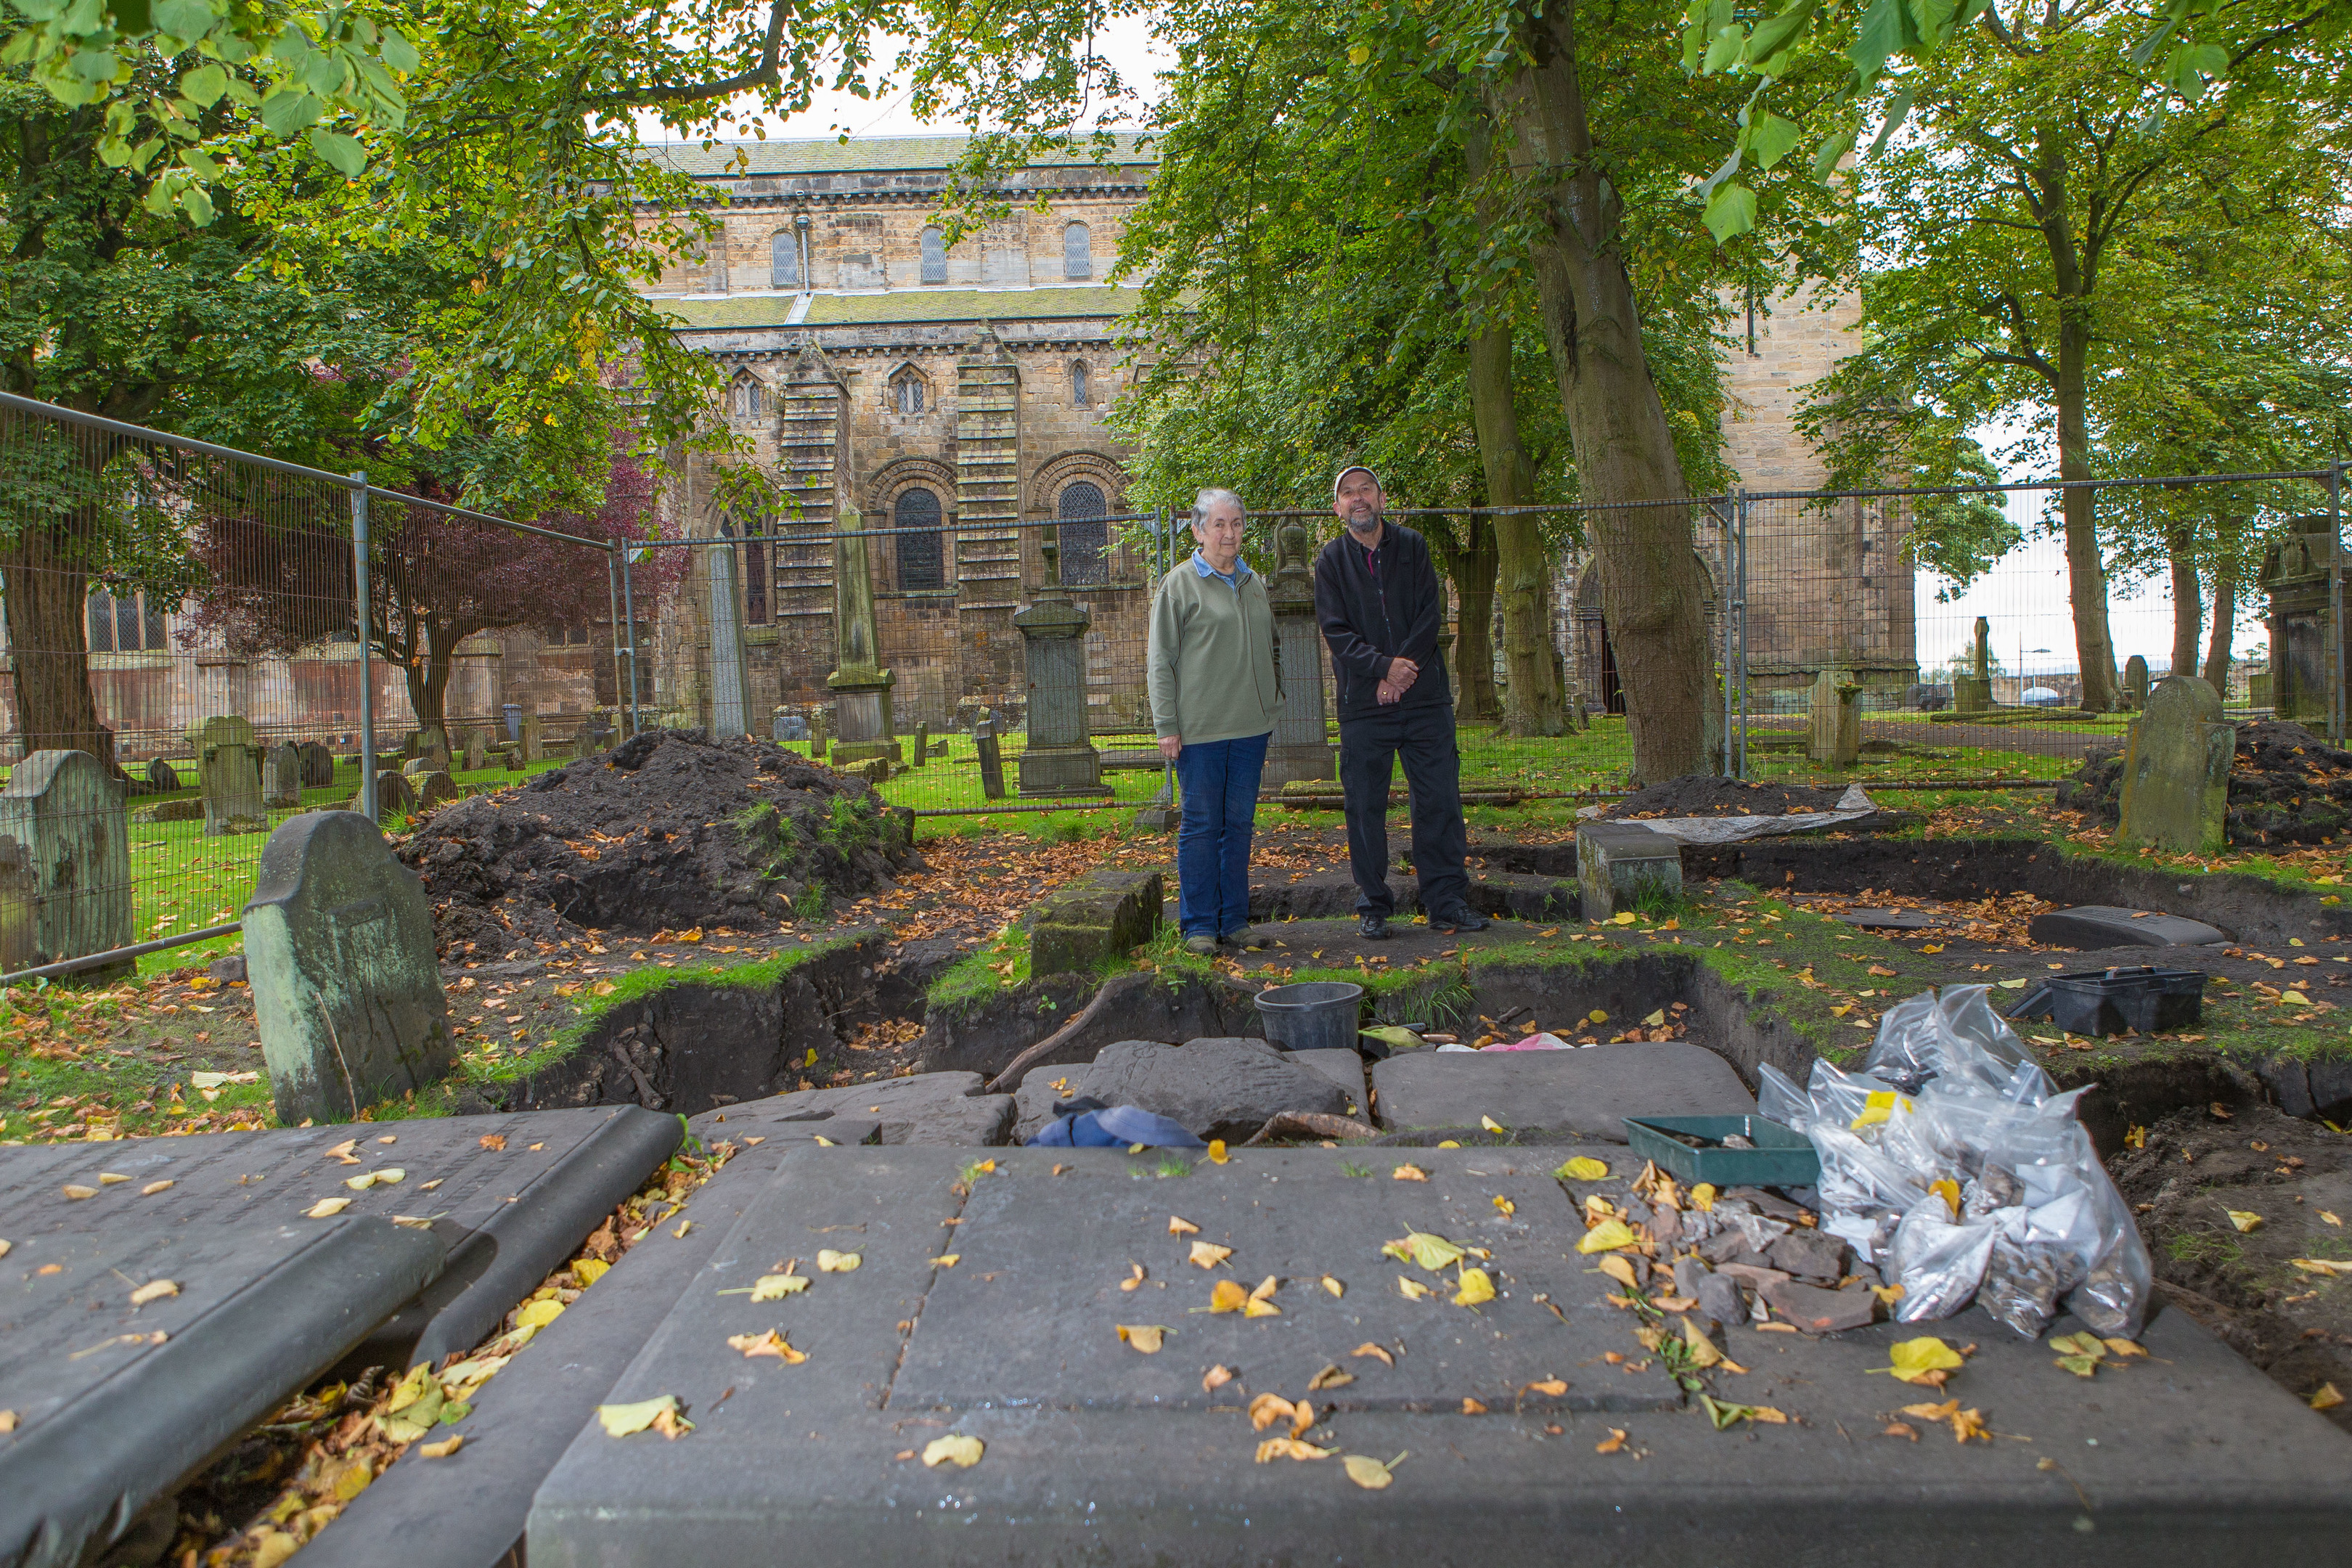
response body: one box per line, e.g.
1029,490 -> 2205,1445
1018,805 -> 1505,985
1597,774 -> 1851,820
401,728 -> 914,954
2060,719 -> 2352,847
2108,1098 -> 2352,1430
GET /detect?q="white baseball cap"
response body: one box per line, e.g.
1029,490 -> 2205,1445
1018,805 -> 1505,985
1332,465 -> 1379,497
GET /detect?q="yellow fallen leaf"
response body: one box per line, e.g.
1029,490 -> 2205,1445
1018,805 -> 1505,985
1524,1378 -> 1568,1396
2102,1339 -> 2146,1359
2321,1211 -> 2342,1227
1190,1241 -> 1233,1270
597,1395 -> 691,1438
1308,1363 -> 1354,1391
1116,1324 -> 1169,1354
1576,1219 -> 1636,1254
1452,1267 -> 1496,1307
1690,1183 -> 1716,1211
1850,1090 -> 1910,1130
417,1434 -> 464,1458
2312,1383 -> 2345,1412
1493,1195 -> 1516,1217
749,1273 -> 809,1300
1556,1156 -> 1610,1181
1392,1163 -> 1429,1182
1830,1003 -> 1853,1017
1397,1276 -> 1433,1301
2281,990 -> 2310,1006
140,1180 -> 173,1196
1243,1275 -> 1282,1317
1209,1279 -> 1250,1313
2290,1257 -> 2352,1277
516,1299 -> 565,1330
1120,1264 -> 1146,1291
923,1434 -> 984,1469
324,1138 -> 362,1163
1681,1317 -> 1723,1368
1461,1397 -> 1488,1414
346,1172 -> 380,1191
1352,1342 -> 1395,1365
1902,1399 -> 1990,1442
1208,1139 -> 1228,1164
1254,1437 -> 1332,1462
816,1249 -> 862,1272
1869,965 -> 1898,978
1611,912 -> 1636,926
573,1259 -> 611,1287
306,1198 -> 351,1218
1383,1230 -> 1467,1271
1169,1215 -> 1201,1235
1481,1116 -> 1507,1134
1203,1364 -> 1235,1392
62,1185 -> 97,1201
2226,1210 -> 2264,1233
727,1329 -> 807,1363
1248,1392 -> 1297,1431
930,1254 -> 960,1267
1876,1336 -> 1967,1385
1595,1429 -> 1627,1454
1342,1453 -> 1399,1488
1596,1255 -> 1639,1291
128,1279 -> 179,1307
1321,1275 -> 1344,1297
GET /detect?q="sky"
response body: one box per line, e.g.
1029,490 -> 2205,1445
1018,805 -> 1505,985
654,28 -> 2263,677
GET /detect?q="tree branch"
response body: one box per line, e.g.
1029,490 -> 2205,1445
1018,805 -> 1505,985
581,1 -> 796,110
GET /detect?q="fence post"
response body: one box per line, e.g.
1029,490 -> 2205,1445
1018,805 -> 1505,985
1734,487 -> 1749,780
2334,460 -> 2345,742
350,473 -> 377,824
620,542 -> 642,734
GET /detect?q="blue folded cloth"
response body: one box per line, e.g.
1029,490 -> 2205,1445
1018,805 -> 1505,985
1027,1103 -> 1207,1149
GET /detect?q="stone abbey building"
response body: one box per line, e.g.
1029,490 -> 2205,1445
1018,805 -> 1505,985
637,135 -> 1904,735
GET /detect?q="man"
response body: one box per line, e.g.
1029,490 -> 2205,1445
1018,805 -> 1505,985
1312,465 -> 1487,939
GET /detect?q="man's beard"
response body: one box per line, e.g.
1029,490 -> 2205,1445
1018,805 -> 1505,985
1345,505 -> 1383,534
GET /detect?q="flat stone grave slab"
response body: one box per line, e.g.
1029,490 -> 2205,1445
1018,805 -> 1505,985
687,1074 -> 1013,1147
1837,906 -> 1942,930
0,1106 -> 677,1377
2027,905 -> 2229,948
527,1147 -> 2352,1566
1371,1041 -> 1755,1139
0,1212 -> 444,1567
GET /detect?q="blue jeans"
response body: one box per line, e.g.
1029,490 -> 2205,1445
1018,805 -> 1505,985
1175,731 -> 1269,938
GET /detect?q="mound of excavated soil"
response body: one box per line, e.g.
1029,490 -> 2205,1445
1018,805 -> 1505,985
1598,775 -> 1851,820
401,728 -> 912,954
2059,719 -> 2352,846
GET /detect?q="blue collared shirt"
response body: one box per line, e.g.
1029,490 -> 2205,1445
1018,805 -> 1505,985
1191,550 -> 1252,592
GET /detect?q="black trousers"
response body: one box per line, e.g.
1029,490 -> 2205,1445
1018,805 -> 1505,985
1338,701 -> 1468,918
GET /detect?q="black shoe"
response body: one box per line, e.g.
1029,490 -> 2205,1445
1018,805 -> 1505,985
1430,907 -> 1490,933
1358,914 -> 1390,941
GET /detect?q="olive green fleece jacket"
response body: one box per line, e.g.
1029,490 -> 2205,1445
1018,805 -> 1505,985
1147,560 -> 1283,744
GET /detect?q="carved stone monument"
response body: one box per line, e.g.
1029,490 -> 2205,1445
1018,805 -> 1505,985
1953,616 -> 1993,715
260,742 -> 303,809
1806,668 -> 1861,768
243,811 -> 454,1124
1013,540 -> 1108,796
188,716 -> 266,836
2118,675 -> 2233,854
828,505 -> 903,766
1263,519 -> 1337,787
0,750 -> 133,981
2258,514 -> 2343,727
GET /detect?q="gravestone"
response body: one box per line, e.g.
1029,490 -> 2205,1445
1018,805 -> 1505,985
1014,540 -> 1108,796
772,709 -> 809,743
187,716 -> 266,836
706,537 -> 752,739
1953,615 -> 1993,714
973,709 -> 1007,800
1029,869 -> 1164,977
910,722 -> 929,769
0,751 -> 133,981
299,742 -> 336,788
401,756 -> 436,778
579,712 -> 615,755
260,742 -> 303,809
2250,670 -> 2274,709
809,706 -> 830,761
415,770 -> 460,814
2117,674 -> 2233,855
828,506 -> 902,765
1806,668 -> 1861,767
503,746 -> 524,772
374,770 -> 417,817
242,811 -> 455,1124
2258,513 -> 2343,724
143,757 -> 180,793
1576,820 -> 1682,922
520,713 -> 544,763
463,730 -> 488,773
1265,519 -> 1338,785
2123,655 -> 2151,710
504,701 -> 523,742
417,725 -> 449,770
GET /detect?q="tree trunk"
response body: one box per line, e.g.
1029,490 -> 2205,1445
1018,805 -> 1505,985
2167,523 -> 2201,682
2204,563 -> 2237,696
401,626 -> 460,737
1453,514 -> 1500,720
2054,323 -> 2117,711
0,523 -> 107,761
1487,4 -> 1710,780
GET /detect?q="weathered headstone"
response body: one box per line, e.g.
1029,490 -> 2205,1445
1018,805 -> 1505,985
809,707 -> 829,761
2123,655 -> 2151,710
401,756 -> 436,779
1953,615 -> 1993,714
300,742 -> 336,788
463,730 -> 488,773
2118,675 -> 2233,855
1030,870 -> 1164,976
503,701 -> 523,742
974,709 -> 1007,800
261,742 -> 303,809
503,746 -> 524,772
243,811 -> 454,1124
0,751 -> 133,981
415,770 -> 460,814
2250,670 -> 2274,709
1806,669 -> 1861,767
187,716 -> 266,836
1576,821 -> 1682,923
842,756 -> 890,785
772,709 -> 809,743
1265,518 -> 1338,785
707,538 -> 752,738
827,505 -> 902,765
579,712 -> 615,755
910,721 -> 929,769
374,770 -> 417,817
1013,540 -> 1108,796
519,713 -> 544,763
2258,513 -> 2343,724
416,724 -> 449,769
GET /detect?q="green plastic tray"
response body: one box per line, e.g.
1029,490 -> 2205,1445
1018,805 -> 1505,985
1620,1114 -> 1819,1188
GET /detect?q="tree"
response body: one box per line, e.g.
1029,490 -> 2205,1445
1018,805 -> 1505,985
184,436 -> 677,733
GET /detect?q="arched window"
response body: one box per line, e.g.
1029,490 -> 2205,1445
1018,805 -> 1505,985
1063,221 -> 1092,280
1070,361 -> 1090,408
920,225 -> 947,284
771,230 -> 800,290
1056,480 -> 1108,585
896,488 -> 944,592
730,375 -> 763,419
891,367 -> 925,415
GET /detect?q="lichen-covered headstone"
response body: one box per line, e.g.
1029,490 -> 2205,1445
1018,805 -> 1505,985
243,811 -> 454,1123
519,712 -> 544,762
463,731 -> 488,773
188,716 -> 266,836
503,746 -> 524,772
415,770 -> 459,814
2123,655 -> 2152,710
375,770 -> 417,817
2118,675 -> 2232,854
401,757 -> 436,779
0,750 -> 133,981
261,743 -> 303,809
1806,669 -> 1860,767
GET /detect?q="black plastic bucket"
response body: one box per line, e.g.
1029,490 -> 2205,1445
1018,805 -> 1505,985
1252,981 -> 1365,1053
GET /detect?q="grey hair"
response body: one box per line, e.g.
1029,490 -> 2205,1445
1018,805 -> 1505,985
1191,487 -> 1246,528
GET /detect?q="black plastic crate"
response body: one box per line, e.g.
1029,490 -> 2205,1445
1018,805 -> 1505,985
2006,966 -> 2207,1037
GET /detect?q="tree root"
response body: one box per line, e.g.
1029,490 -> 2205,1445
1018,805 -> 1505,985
1243,1110 -> 1383,1146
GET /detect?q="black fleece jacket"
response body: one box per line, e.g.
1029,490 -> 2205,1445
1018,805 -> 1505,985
1312,520 -> 1451,722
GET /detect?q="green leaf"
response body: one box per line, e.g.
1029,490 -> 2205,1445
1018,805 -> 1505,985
68,46 -> 118,81
179,60 -> 226,105
306,126 -> 366,176
1811,128 -> 1857,179
1702,181 -> 1757,245
379,25 -> 419,74
111,0 -> 151,34
259,87 -> 321,138
1868,86 -> 1916,155
1347,43 -> 1369,66
150,0 -> 214,38
1848,0 -> 1912,81
1906,0 -> 1956,46
1743,0 -> 1819,69
1702,23 -> 1744,73
1749,112 -> 1801,169
302,47 -> 344,97
179,145 -> 219,180
179,180 -> 213,226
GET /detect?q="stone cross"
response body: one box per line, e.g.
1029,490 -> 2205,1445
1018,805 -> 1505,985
2118,675 -> 2232,854
0,750 -> 133,981
261,742 -> 303,809
243,810 -> 454,1124
188,715 -> 266,836
1806,669 -> 1860,768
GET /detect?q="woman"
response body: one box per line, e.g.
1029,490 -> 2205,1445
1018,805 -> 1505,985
1148,487 -> 1283,955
